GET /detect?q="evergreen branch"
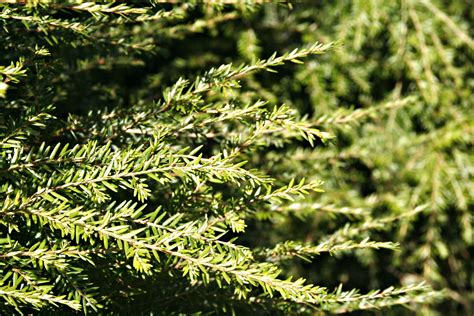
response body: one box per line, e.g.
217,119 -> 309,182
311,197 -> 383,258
0,8 -> 89,34
420,0 -> 474,49
0,141 -> 111,174
324,205 -> 428,243
130,216 -> 247,253
225,283 -> 441,314
274,201 -> 369,218
69,2 -> 147,16
5,145 -> 269,210
0,269 -> 81,312
324,282 -> 443,313
408,3 -> 437,92
103,101 -> 333,147
0,58 -> 27,98
11,201 -> 426,312
313,97 -> 416,128
228,42 -> 337,80
158,41 -> 336,114
14,204 -> 329,305
260,238 -> 399,262
0,58 -> 27,84
0,287 -> 81,312
0,247 -> 91,259
263,178 -> 323,204
166,11 -> 240,37
0,109 -> 55,149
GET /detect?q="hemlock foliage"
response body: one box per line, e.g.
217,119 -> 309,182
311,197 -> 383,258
0,1 -> 471,315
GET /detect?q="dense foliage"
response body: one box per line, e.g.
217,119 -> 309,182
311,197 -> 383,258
0,1 -> 471,315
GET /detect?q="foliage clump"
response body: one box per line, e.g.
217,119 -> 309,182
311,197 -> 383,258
1,1 -> 471,315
